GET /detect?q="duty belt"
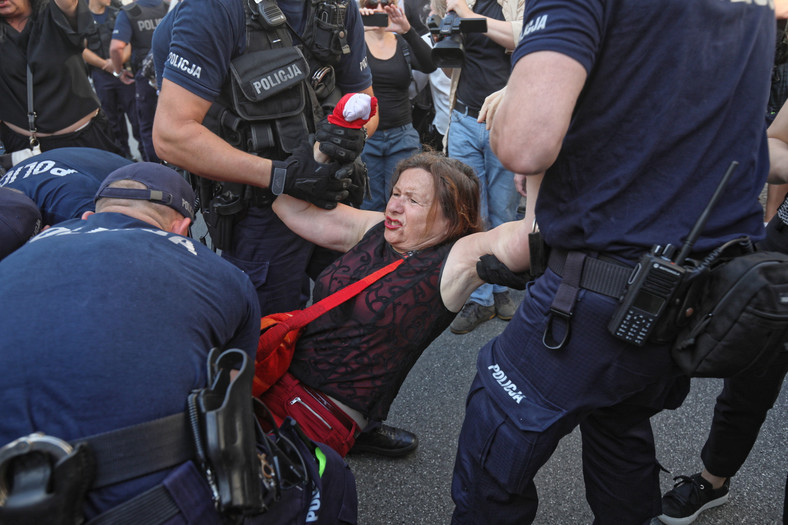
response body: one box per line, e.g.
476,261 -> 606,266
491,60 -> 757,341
547,248 -> 633,299
542,249 -> 633,350
0,413 -> 193,525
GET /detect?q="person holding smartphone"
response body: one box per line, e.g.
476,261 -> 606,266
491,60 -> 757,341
359,0 -> 436,212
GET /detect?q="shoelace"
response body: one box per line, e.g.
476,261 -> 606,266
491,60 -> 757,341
669,475 -> 709,506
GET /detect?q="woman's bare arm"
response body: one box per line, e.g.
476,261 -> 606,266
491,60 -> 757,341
272,195 -> 384,253
440,174 -> 542,312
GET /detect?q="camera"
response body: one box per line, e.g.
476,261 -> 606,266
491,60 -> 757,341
427,11 -> 487,68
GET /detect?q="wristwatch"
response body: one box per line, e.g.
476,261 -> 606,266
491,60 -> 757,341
112,70 -> 121,78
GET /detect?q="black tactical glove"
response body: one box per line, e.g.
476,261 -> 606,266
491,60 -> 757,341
271,145 -> 350,209
337,157 -> 369,208
476,254 -> 530,290
315,119 -> 366,162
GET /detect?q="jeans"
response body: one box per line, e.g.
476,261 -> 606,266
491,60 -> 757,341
448,109 -> 519,306
360,124 -> 421,211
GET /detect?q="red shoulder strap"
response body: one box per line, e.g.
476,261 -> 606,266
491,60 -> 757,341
283,257 -> 405,330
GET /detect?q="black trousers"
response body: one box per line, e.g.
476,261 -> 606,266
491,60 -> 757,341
701,212 -> 788,477
700,351 -> 787,477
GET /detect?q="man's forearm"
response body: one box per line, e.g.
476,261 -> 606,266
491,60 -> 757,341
768,137 -> 788,183
481,17 -> 520,51
109,40 -> 126,73
153,118 -> 274,188
82,48 -> 109,70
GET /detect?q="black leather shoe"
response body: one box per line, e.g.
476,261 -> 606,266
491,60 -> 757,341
350,424 -> 418,457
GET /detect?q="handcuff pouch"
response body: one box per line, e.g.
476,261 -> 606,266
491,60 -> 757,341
0,434 -> 95,525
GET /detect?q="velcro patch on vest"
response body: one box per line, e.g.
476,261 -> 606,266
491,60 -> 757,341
230,47 -> 309,103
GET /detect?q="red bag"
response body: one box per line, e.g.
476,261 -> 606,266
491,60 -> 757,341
253,259 -> 404,397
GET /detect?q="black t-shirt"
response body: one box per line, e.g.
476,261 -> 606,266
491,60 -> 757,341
0,0 -> 101,133
455,0 -> 511,109
367,29 -> 435,130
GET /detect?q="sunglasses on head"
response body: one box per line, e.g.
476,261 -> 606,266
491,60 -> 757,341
363,0 -> 392,8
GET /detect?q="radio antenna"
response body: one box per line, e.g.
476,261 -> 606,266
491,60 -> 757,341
675,160 -> 739,265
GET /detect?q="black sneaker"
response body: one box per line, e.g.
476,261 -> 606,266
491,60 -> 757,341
658,473 -> 730,525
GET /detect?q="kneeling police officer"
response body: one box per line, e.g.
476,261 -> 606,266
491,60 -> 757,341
0,163 -> 356,524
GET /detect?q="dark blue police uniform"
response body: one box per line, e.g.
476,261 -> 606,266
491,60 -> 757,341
113,0 -> 168,162
0,147 -> 131,225
152,0 -> 372,316
0,211 -> 261,519
86,4 -> 141,160
450,1 -> 775,523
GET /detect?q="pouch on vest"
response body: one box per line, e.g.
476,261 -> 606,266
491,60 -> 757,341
228,47 -> 309,122
304,0 -> 351,66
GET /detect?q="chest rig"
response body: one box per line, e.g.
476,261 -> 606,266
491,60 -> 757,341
85,7 -> 119,61
196,0 -> 350,251
205,0 -> 349,158
123,2 -> 168,71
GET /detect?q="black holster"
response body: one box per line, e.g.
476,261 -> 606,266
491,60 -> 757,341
199,180 -> 248,252
188,349 -> 265,517
528,231 -> 549,280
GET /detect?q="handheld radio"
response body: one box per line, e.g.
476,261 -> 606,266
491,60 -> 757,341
607,161 -> 740,346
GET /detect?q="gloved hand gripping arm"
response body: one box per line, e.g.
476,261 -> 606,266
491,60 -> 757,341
313,93 -> 378,207
270,145 -> 350,210
314,93 -> 378,163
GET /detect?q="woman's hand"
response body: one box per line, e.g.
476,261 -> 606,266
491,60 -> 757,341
446,0 -> 474,19
384,4 -> 410,34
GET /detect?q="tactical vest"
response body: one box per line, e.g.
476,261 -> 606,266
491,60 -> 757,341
206,0 -> 350,160
123,1 -> 168,71
196,0 -> 352,251
85,6 -> 119,61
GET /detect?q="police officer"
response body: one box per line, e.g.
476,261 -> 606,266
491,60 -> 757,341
110,0 -> 168,162
0,146 -> 132,227
0,163 -> 262,521
151,0 -> 377,317
450,0 -> 775,523
0,187 -> 41,260
83,0 -> 142,160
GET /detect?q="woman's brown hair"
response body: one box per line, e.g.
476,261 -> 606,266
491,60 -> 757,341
390,152 -> 483,243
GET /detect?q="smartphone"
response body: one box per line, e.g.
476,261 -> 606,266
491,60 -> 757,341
362,13 -> 388,27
